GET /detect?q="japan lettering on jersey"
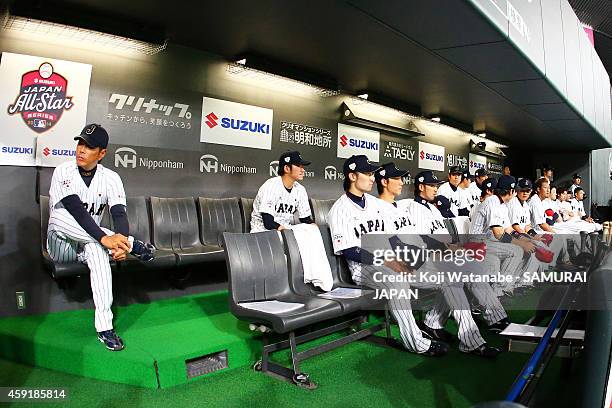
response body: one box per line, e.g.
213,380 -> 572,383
506,196 -> 531,228
436,182 -> 461,216
49,161 -> 126,226
569,198 -> 586,217
328,194 -> 389,279
467,183 -> 481,208
398,199 -> 448,235
251,176 -> 311,232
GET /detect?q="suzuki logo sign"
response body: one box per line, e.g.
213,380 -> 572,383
204,112 -> 218,128
115,147 -> 137,168
200,154 -> 219,173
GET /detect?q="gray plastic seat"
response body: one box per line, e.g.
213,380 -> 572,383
282,227 -> 382,313
239,197 -> 254,232
150,197 -> 222,266
310,199 -> 336,226
197,197 -> 242,250
113,196 -> 177,271
40,195 -> 115,278
223,230 -> 343,333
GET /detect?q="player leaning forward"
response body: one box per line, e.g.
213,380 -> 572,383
47,124 -> 155,351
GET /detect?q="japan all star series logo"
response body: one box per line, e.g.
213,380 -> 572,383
7,62 -> 74,133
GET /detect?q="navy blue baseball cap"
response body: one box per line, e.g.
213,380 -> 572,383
75,124 -> 108,149
572,173 -> 581,180
475,168 -> 488,177
448,165 -> 463,175
414,170 -> 443,187
375,162 -> 409,181
480,177 -> 497,191
496,175 -> 517,190
461,169 -> 470,180
517,178 -> 533,191
435,195 -> 455,218
343,155 -> 380,176
279,150 -> 311,167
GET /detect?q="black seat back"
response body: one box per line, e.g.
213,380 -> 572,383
317,225 -> 355,286
116,196 -> 151,242
223,231 -> 292,303
443,218 -> 459,243
150,197 -> 200,250
40,196 -> 50,256
197,197 -> 242,246
239,198 -> 254,232
310,199 -> 336,226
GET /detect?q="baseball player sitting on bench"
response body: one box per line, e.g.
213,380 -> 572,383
47,124 -> 155,351
327,155 -> 448,357
436,166 -> 471,217
250,150 -> 314,233
375,164 -> 507,357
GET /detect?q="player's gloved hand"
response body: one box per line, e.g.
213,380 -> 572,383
101,234 -> 131,254
463,242 -> 486,261
534,246 -> 554,263
540,234 -> 554,246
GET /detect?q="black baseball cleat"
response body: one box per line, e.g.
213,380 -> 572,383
417,321 -> 455,344
420,340 -> 449,357
463,343 -> 501,358
97,329 -> 125,351
131,239 -> 156,262
488,318 -> 511,334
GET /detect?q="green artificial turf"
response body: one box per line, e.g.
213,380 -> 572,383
0,289 -> 580,407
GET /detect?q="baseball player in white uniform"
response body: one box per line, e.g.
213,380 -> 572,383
468,177 -> 496,221
570,188 -> 602,232
569,174 -> 581,197
470,176 -> 533,296
506,178 -> 564,268
250,151 -> 314,233
47,124 -> 155,351
327,155 -> 448,357
376,165 -> 506,357
437,166 -> 470,217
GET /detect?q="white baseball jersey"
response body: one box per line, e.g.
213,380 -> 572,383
569,198 -> 586,218
436,182 -> 462,216
378,200 -> 419,234
544,198 -> 560,214
470,195 -> 510,236
528,194 -> 547,232
328,193 -> 388,281
398,198 -> 449,235
458,186 -> 472,210
250,176 -> 311,233
467,182 -> 482,208
506,196 -> 531,229
49,161 -> 126,229
558,200 -> 574,221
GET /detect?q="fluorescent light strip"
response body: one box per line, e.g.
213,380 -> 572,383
348,96 -> 418,121
3,16 -> 167,55
226,62 -> 339,97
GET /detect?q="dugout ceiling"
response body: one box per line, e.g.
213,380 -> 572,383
8,0 -> 612,152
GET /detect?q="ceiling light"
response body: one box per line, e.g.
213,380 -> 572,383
477,132 -> 487,138
2,15 -> 167,55
430,116 -> 441,122
357,93 -> 369,100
